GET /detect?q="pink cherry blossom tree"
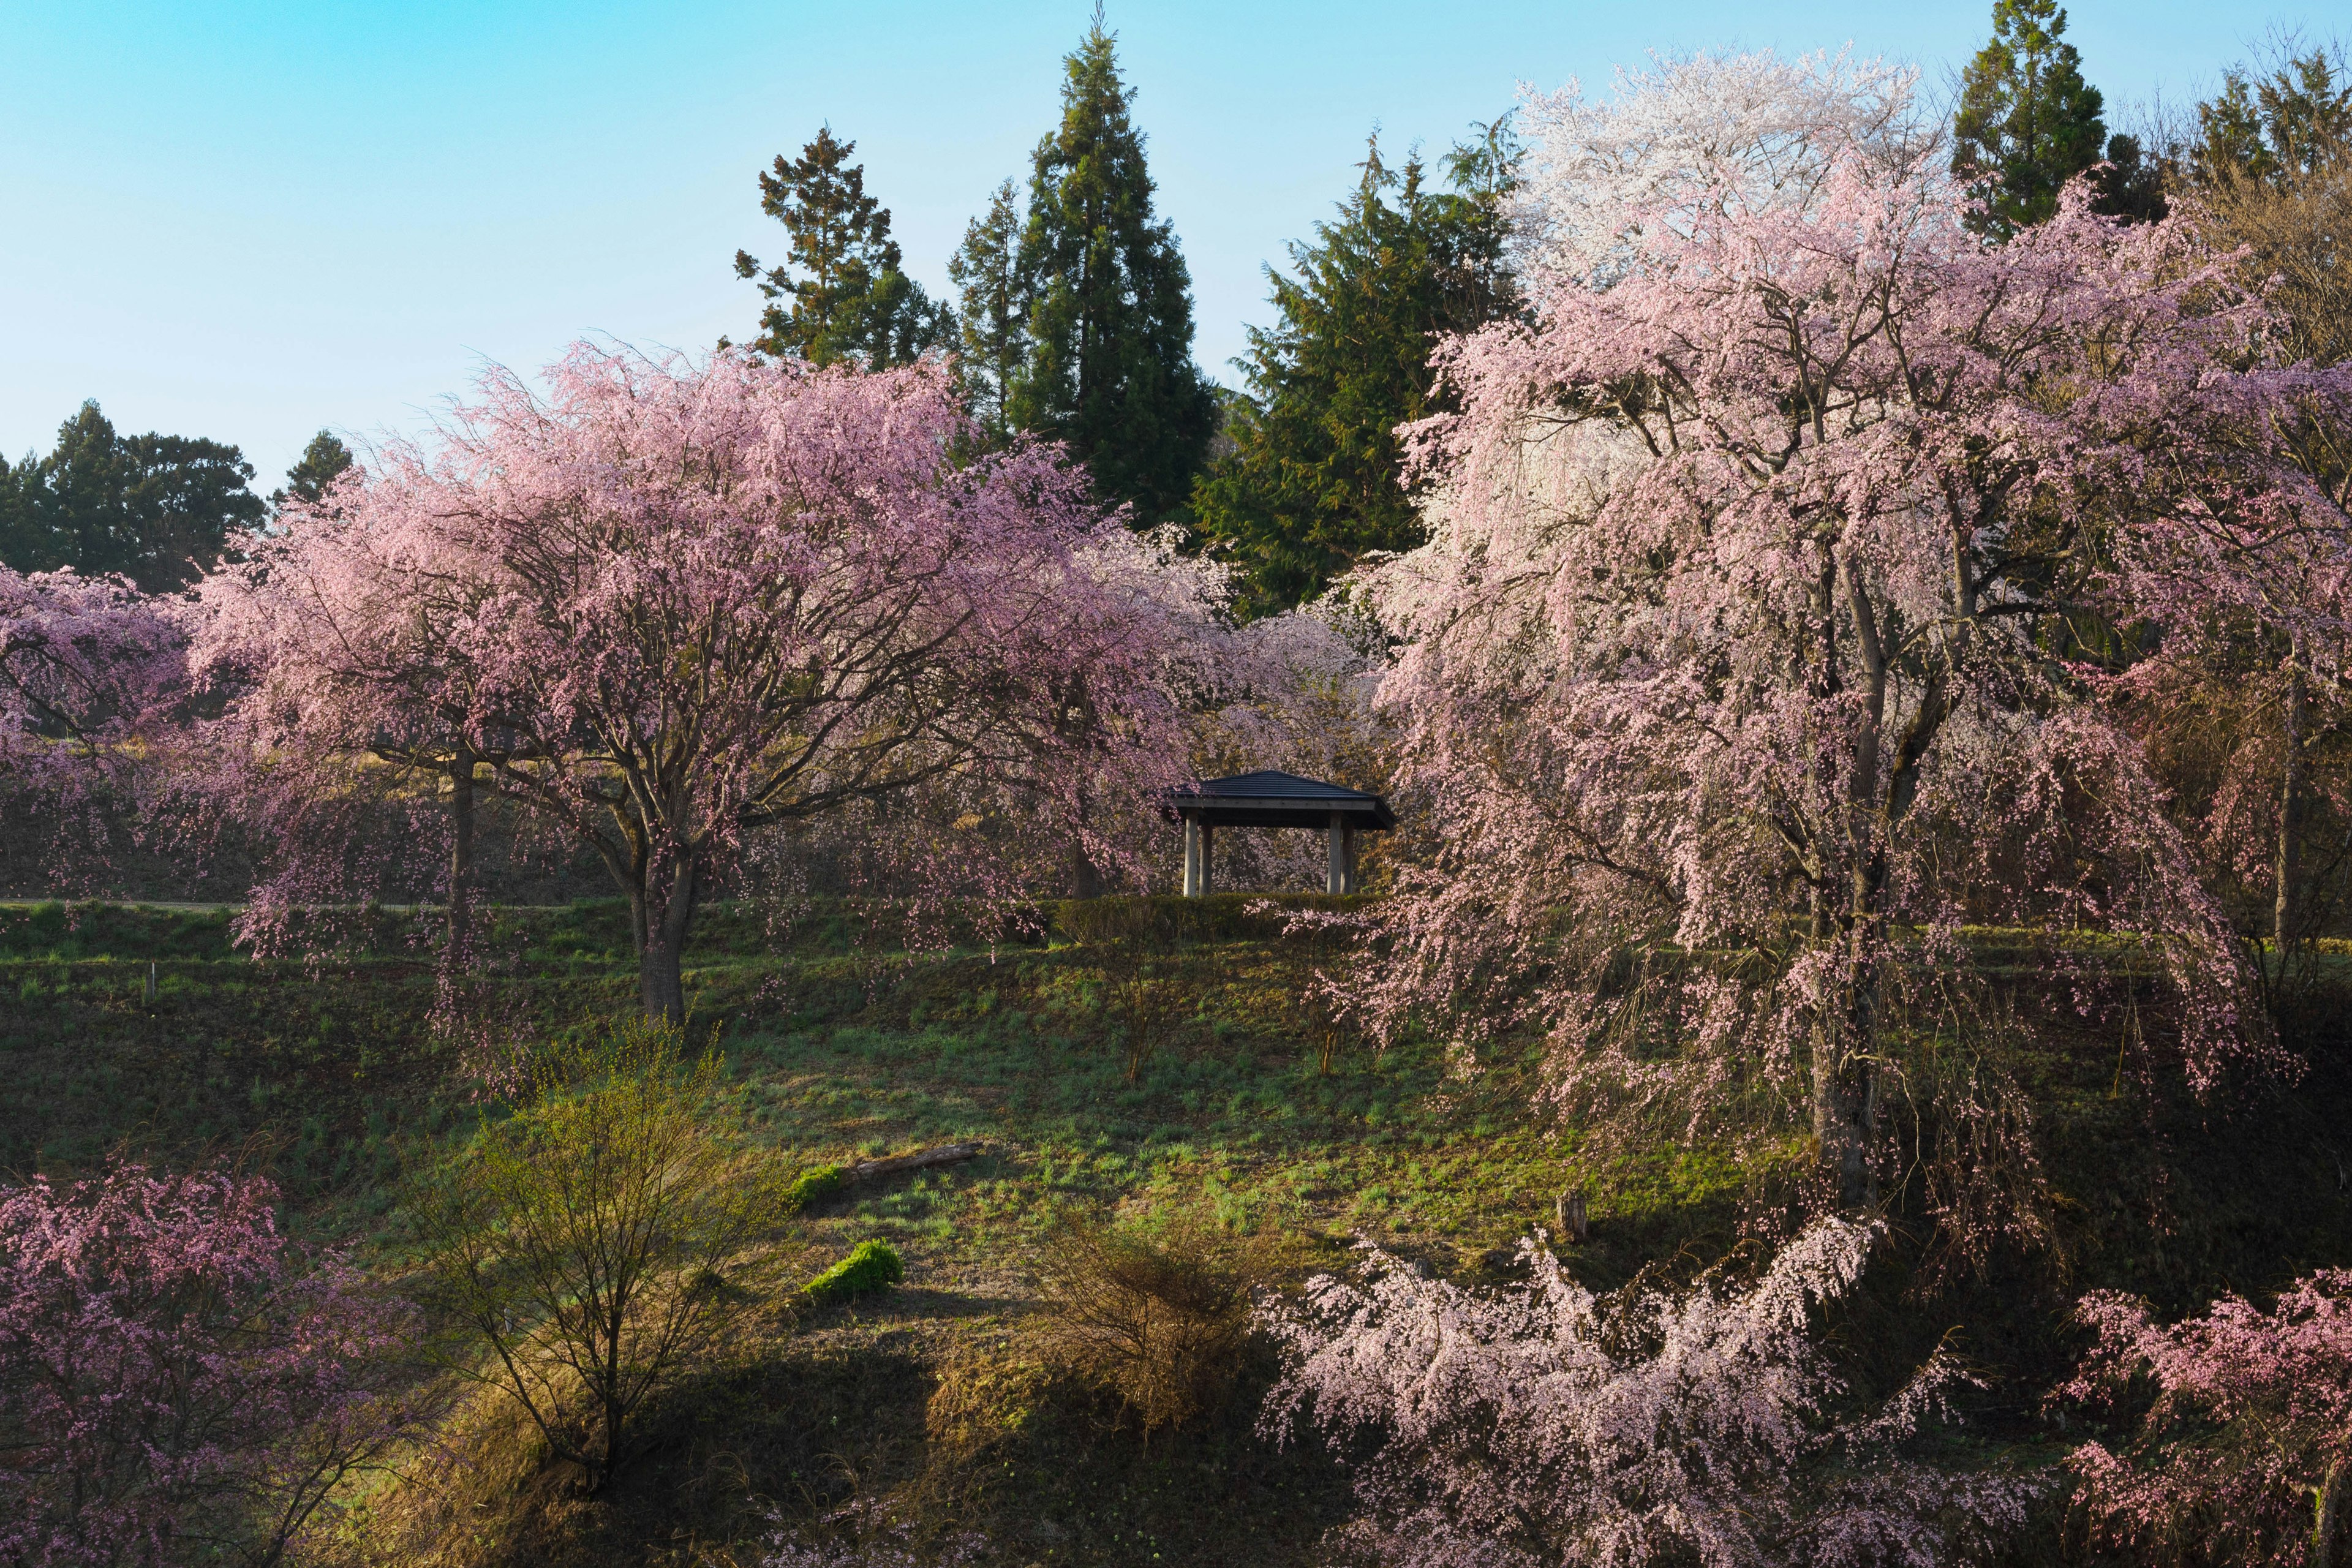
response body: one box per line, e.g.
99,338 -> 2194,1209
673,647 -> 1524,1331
1,567 -> 182,886
1265,1218 -> 2032,1567
361,344 -> 1177,1019
2064,1270 -> 2352,1566
1361,50 -> 2346,1212
0,1162 -> 421,1568
188,456 -> 514,963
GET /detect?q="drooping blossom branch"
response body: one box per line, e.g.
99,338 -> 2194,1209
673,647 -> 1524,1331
0,566 -> 183,889
1264,1218 -> 2032,1567
2064,1270 -> 2352,1567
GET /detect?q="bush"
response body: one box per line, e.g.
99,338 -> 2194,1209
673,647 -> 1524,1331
802,1239 -> 904,1305
783,1164 -> 848,1212
1034,1204 -> 1283,1439
406,1014 -> 790,1491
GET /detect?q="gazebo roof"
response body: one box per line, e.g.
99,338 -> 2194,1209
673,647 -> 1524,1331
1165,769 -> 1396,830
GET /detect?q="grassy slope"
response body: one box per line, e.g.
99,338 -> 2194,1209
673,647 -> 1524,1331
2,899 -> 2348,1566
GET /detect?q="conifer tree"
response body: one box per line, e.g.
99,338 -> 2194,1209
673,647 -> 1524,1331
733,127 -> 951,368
1008,14 -> 1216,525
0,402 -> 262,590
1952,0 -> 2109,234
271,431 -> 353,511
948,179 -> 1028,448
1193,129 -> 1521,616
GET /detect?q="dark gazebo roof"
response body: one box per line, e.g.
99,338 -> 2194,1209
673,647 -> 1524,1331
1164,769 -> 1396,831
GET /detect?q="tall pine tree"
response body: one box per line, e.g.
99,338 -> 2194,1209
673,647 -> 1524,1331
1193,129 -> 1521,616
1008,14 -> 1215,526
1952,0 -> 2109,234
733,127 -> 952,368
948,180 -> 1028,448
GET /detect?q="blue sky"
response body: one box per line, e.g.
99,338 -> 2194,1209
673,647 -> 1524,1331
0,0 -> 2329,488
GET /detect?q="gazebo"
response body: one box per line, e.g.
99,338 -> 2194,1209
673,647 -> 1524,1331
1165,769 -> 1396,897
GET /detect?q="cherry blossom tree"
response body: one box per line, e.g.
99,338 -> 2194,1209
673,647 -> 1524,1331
2064,1270 -> 2352,1566
189,457 -> 512,962
0,1162 -> 420,1567
1363,49 -> 2345,1211
379,344 -> 1175,1019
1,567 -> 181,883
1265,1218 -> 2032,1567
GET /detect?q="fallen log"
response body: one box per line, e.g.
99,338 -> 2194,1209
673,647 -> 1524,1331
844,1142 -> 982,1183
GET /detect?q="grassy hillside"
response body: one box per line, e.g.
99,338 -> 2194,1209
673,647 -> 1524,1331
3,898 -> 2347,1565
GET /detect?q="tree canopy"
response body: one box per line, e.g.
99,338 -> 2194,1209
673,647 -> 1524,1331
732,127 -> 952,369
1192,130 -> 1520,617
0,402 -> 263,592
1951,0 -> 2109,233
1006,16 -> 1217,526
270,431 -> 354,513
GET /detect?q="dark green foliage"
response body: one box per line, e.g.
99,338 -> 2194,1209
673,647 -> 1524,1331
0,401 -> 264,590
271,429 -> 354,511
2087,132 -> 2168,224
1952,0 -> 2109,234
2192,43 -> 2352,189
801,1238 -> 903,1304
1193,129 -> 1522,616
733,127 -> 953,369
1006,16 -> 1217,526
948,179 -> 1028,448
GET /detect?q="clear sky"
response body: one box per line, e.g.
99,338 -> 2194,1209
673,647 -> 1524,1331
0,0 -> 2332,488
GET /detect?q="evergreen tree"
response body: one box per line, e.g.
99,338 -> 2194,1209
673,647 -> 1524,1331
1193,129 -> 1523,616
271,430 -> 354,511
1952,0 -> 2108,234
1008,14 -> 1216,525
2192,45 -> 2352,189
0,402 -> 263,590
733,127 -> 952,368
948,179 -> 1028,448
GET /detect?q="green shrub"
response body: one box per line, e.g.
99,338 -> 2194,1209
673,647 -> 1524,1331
802,1239 -> 903,1305
783,1163 -> 846,1212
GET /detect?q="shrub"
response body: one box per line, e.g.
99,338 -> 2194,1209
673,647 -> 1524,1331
1035,1204 -> 1281,1439
406,1014 -> 789,1492
784,1164 -> 848,1212
802,1239 -> 904,1306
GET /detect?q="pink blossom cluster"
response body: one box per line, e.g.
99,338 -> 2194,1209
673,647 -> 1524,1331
2065,1270 -> 2352,1566
1264,1219 -> 2032,1567
0,1163 -> 418,1567
1,567 -> 184,886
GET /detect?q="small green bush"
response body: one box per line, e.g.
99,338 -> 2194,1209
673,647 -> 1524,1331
802,1239 -> 903,1305
783,1164 -> 846,1212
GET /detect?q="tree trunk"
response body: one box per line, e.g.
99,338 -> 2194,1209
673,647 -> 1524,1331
447,748 -> 476,967
2275,658 -> 2309,1000
637,858 -> 699,1023
2316,1452 -> 2348,1568
1813,952 -> 1882,1212
1069,840 -> 1106,899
